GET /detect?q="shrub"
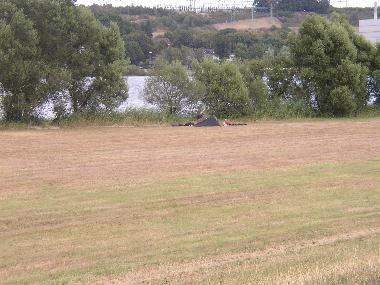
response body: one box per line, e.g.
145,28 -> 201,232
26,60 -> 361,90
193,60 -> 251,118
326,86 -> 356,117
143,61 -> 198,115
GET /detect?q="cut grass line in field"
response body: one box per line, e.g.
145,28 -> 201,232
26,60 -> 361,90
107,227 -> 380,285
1,159 -> 380,284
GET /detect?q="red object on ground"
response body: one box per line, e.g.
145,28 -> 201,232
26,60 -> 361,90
223,119 -> 232,126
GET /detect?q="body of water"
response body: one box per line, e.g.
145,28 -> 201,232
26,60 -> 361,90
34,76 -> 152,119
119,76 -> 153,110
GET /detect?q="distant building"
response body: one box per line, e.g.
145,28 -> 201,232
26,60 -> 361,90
203,48 -> 219,61
359,2 -> 380,44
227,54 -> 236,61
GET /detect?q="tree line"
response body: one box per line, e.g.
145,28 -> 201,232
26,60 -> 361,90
254,0 -> 330,14
86,2 -> 336,67
1,1 -> 380,122
0,0 -> 127,121
144,14 -> 380,118
89,4 -> 291,66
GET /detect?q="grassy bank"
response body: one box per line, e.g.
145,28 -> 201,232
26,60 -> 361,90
1,106 -> 380,130
55,109 -> 191,128
1,159 -> 380,284
0,109 -> 192,130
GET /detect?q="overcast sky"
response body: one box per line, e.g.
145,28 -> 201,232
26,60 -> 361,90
76,0 -> 379,8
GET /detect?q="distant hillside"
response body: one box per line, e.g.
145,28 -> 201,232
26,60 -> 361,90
212,17 -> 282,31
330,7 -> 373,27
88,4 -> 372,66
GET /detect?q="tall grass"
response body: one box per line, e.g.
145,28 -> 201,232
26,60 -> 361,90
0,106 -> 379,130
55,108 -> 193,128
251,103 -> 380,121
251,101 -> 317,120
0,109 -> 192,129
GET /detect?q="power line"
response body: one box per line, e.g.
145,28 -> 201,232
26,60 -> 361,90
337,0 -> 348,8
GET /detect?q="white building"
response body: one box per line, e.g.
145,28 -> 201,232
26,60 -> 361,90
359,1 -> 380,43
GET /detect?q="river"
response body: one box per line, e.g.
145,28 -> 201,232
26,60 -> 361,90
118,76 -> 154,111
34,76 -> 152,119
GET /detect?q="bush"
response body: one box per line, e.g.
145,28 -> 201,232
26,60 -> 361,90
193,60 -> 251,118
124,65 -> 147,76
326,86 -> 356,117
288,15 -> 370,116
143,61 -> 198,115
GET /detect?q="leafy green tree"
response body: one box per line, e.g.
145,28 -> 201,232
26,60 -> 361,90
254,0 -> 329,13
278,0 -> 330,13
124,31 -> 154,65
367,40 -> 380,105
324,86 -> 356,116
212,29 -> 286,60
193,60 -> 251,117
192,30 -> 214,49
240,59 -> 268,114
240,56 -> 310,118
288,15 -> 369,116
0,2 -> 48,121
214,29 -> 236,59
253,0 -> 279,9
57,7 -> 128,114
125,41 -> 145,66
158,46 -> 203,66
330,13 -> 374,69
92,8 -> 135,36
0,0 -> 128,120
265,55 -> 302,102
140,19 -> 153,37
143,61 -> 197,114
165,29 -> 194,48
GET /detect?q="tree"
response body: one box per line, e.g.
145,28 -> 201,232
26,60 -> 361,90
158,46 -> 203,66
240,59 -> 268,114
277,0 -> 330,13
214,29 -> 236,59
166,29 -> 194,48
324,86 -> 356,117
0,0 -> 128,120
0,2 -> 48,121
288,15 -> 369,116
368,40 -> 380,105
125,41 -> 145,66
143,61 -> 197,115
254,0 -> 330,13
91,7 -> 135,36
240,55 -> 310,118
253,0 -> 279,9
54,6 -> 128,114
124,31 -> 154,65
193,60 -> 251,117
265,55 -> 303,102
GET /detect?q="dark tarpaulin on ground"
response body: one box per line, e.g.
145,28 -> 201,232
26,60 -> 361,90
194,116 -> 221,127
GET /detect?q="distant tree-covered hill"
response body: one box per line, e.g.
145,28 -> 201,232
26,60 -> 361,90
87,1 -> 372,67
253,0 -> 329,14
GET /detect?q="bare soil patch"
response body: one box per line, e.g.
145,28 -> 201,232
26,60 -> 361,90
213,17 -> 282,31
1,119 -> 380,192
152,29 -> 168,38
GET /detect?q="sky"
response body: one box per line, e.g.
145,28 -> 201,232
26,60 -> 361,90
76,0 -> 379,8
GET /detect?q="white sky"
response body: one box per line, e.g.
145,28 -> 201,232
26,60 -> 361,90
76,0 -> 379,8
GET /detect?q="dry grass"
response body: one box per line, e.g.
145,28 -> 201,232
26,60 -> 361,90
152,29 -> 168,38
1,120 -> 380,193
1,119 -> 380,284
212,17 -> 282,31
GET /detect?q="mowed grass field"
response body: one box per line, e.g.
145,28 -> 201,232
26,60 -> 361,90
1,119 -> 380,284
